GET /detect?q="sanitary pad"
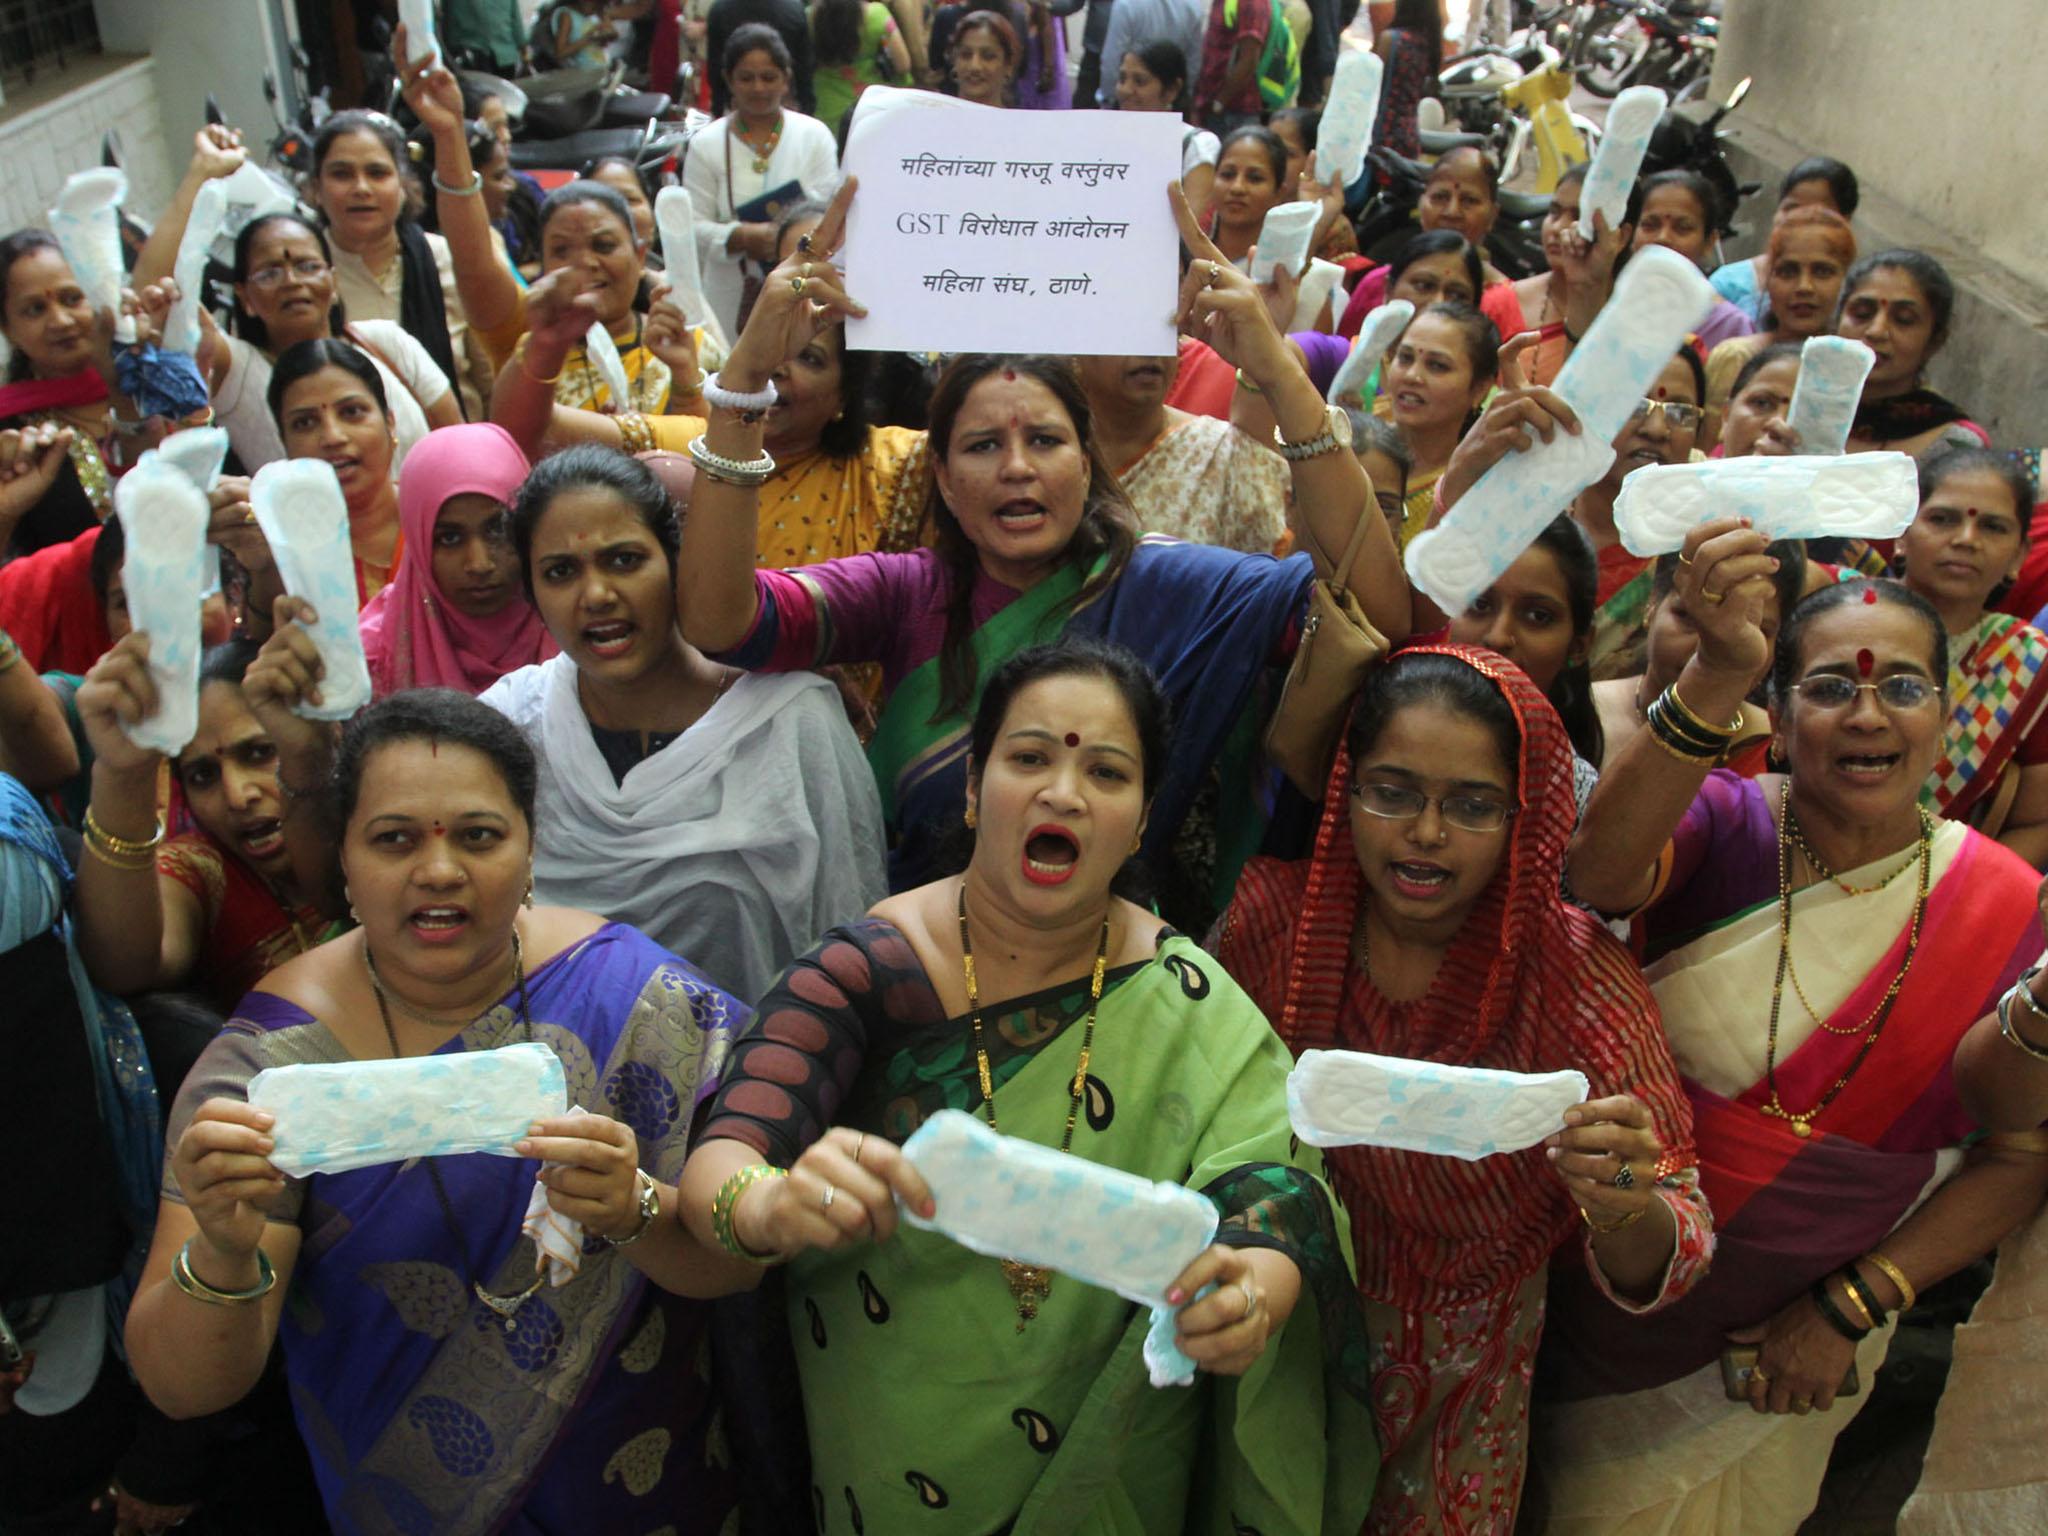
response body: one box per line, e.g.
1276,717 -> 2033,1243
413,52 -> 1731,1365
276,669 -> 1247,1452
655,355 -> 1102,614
1287,1049 -> 1590,1160
1578,85 -> 1666,240
248,459 -> 375,718
899,1109 -> 1219,1387
1250,201 -> 1321,285
114,457 -> 212,754
247,1041 -> 567,1178
50,169 -> 133,342
583,320 -> 633,411
1405,245 -> 1713,615
1316,51 -> 1384,187
1613,450 -> 1920,556
1784,336 -> 1876,456
397,0 -> 440,66
1329,299 -> 1415,407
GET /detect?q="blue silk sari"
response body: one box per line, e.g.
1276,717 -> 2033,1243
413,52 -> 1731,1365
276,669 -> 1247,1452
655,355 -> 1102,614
165,924 -> 744,1536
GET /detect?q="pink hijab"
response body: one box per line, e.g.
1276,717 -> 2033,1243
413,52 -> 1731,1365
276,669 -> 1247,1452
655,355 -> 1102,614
358,423 -> 557,696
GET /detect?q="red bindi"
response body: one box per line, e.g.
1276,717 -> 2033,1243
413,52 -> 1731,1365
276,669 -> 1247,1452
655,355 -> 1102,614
431,820 -> 446,836
1965,506 -> 1981,520
1856,648 -> 1875,677
1861,587 -> 1878,604
1002,368 -> 1018,382
1064,732 -> 1080,748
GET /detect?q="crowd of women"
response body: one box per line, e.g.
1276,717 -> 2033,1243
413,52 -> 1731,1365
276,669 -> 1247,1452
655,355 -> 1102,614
3,5 -> 2047,1535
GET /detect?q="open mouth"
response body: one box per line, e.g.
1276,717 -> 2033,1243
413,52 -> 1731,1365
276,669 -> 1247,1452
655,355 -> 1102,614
1836,751 -> 1901,780
1388,860 -> 1453,899
409,904 -> 471,940
237,818 -> 285,860
1391,390 -> 1429,413
1623,446 -> 1665,467
1023,825 -> 1081,886
582,619 -> 634,659
324,453 -> 363,480
993,499 -> 1048,533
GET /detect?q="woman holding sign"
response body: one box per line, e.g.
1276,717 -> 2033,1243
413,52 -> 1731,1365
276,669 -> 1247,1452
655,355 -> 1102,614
1214,644 -> 1709,1534
681,637 -> 1373,1534
125,691 -> 759,1535
1546,557 -> 2048,1533
675,183 -> 1411,905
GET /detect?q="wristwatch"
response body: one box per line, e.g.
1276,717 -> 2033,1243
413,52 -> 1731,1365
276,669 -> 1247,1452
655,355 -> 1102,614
607,1169 -> 661,1247
1274,403 -> 1353,462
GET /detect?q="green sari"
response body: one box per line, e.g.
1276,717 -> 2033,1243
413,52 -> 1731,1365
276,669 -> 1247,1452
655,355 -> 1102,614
718,925 -> 1375,1534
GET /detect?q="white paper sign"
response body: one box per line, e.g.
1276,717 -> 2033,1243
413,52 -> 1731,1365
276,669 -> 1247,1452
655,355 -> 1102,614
843,108 -> 1183,356
1317,51 -> 1383,186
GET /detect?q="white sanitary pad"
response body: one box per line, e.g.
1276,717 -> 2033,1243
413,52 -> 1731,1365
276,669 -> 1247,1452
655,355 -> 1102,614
247,1041 -> 568,1178
1784,336 -> 1876,457
248,459 -> 375,719
583,320 -> 633,410
653,186 -> 722,344
899,1109 -> 1219,1387
1405,245 -> 1713,615
1287,1048 -> 1589,1160
1578,85 -> 1666,240
1316,51 -> 1384,187
114,457 -> 212,754
397,0 -> 440,65
1250,201 -> 1321,285
50,169 -> 133,342
1330,300 -> 1415,407
1614,450 -> 1920,556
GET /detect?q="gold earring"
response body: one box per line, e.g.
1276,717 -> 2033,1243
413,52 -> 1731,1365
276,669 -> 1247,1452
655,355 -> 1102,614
964,805 -> 977,830
524,876 -> 536,907
1129,835 -> 1142,855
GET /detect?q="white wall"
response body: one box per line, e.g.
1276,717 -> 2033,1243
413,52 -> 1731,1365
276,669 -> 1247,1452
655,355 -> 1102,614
93,0 -> 292,174
0,57 -> 175,238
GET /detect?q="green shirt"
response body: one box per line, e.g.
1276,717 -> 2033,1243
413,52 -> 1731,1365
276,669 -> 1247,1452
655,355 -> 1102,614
442,0 -> 528,69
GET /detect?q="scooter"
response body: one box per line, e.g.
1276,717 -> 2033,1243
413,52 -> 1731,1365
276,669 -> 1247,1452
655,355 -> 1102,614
1351,141 -> 1557,279
1640,75 -> 1755,242
1499,60 -> 1598,192
457,62 -> 688,176
1573,0 -> 1719,100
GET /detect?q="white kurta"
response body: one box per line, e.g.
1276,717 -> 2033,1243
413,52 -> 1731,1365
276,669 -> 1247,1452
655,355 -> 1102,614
681,112 -> 841,340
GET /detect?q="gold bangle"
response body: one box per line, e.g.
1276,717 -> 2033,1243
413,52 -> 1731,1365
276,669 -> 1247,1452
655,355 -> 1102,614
84,807 -> 166,857
0,631 -> 20,673
172,1239 -> 276,1305
1643,726 -> 1720,768
616,410 -> 656,455
520,349 -> 564,386
1863,1252 -> 1917,1313
1835,1273 -> 1877,1330
83,836 -> 156,873
1583,1205 -> 1646,1236
710,1163 -> 789,1264
1233,367 -> 1264,396
1664,683 -> 1744,739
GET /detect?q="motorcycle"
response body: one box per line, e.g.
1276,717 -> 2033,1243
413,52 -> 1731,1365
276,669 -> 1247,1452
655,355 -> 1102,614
1351,138 -> 1558,280
1571,0 -> 1720,100
1639,75 -> 1756,243
1434,36 -> 1601,188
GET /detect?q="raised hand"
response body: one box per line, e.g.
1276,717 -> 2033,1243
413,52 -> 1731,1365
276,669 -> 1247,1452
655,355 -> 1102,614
76,632 -> 167,775
1545,1093 -> 1664,1226
721,179 -> 866,392
522,267 -> 603,374
394,24 -> 467,141
1674,516 -> 1777,682
171,1099 -> 287,1263
0,422 -> 76,529
188,122 -> 247,182
732,1126 -> 935,1257
643,280 -> 702,382
1169,182 -> 1294,388
240,597 -> 332,759
1438,332 -> 1582,507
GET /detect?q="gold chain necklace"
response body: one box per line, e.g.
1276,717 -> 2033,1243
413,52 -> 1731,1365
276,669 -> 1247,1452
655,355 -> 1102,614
1763,782 -> 1932,1137
364,930 -> 547,1330
957,880 -> 1110,1330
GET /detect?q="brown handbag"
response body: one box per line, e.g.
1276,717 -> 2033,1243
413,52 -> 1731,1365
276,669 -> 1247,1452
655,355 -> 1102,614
1264,509 -> 1389,800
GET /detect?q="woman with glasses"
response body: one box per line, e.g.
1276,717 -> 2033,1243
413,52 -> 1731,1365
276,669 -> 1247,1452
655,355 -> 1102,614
1544,544 -> 2048,1534
1215,644 -> 1710,1532
189,213 -> 460,476
1895,445 -> 2048,866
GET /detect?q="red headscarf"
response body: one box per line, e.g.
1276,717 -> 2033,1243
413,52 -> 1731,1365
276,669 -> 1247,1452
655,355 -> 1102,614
358,423 -> 556,697
1215,643 -> 1695,1311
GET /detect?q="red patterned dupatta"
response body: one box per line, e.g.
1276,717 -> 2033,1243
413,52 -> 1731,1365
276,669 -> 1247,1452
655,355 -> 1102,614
1216,644 -> 1698,1313
1924,612 -> 2048,827
1543,820 -> 2045,1400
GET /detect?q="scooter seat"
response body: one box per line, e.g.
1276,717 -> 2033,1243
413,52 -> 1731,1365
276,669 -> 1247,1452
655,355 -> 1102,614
600,89 -> 672,127
509,125 -> 655,171
1418,127 -> 1489,155
1497,187 -> 1553,220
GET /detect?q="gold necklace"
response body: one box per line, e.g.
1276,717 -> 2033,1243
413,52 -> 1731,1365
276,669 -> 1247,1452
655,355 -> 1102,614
365,930 -> 547,1330
740,113 -> 782,174
1763,782 -> 1932,1137
957,880 -> 1110,1331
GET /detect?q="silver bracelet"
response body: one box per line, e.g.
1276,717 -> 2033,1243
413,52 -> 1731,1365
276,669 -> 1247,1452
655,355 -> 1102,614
701,372 -> 777,414
686,435 -> 776,487
432,169 -> 482,197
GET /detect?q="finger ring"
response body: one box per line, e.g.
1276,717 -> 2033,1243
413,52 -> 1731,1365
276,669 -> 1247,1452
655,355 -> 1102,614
1792,1397 -> 1814,1414
1677,550 -> 1695,568
851,1132 -> 866,1166
796,234 -> 814,254
791,275 -> 807,296
1205,261 -> 1221,286
1750,1366 -> 1771,1387
1612,1162 -> 1636,1190
1239,1279 -> 1257,1319
820,1182 -> 837,1211
801,261 -> 814,279
1701,587 -> 1726,606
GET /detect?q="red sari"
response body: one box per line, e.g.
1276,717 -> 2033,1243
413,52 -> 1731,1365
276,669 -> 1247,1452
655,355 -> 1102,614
1215,644 -> 1712,1534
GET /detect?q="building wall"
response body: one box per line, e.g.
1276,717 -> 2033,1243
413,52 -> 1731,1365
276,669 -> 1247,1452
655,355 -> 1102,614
0,57 -> 175,239
93,0 -> 294,174
1712,0 -> 2048,448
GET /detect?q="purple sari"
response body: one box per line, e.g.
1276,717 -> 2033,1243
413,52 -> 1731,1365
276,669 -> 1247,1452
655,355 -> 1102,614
163,924 -> 744,1536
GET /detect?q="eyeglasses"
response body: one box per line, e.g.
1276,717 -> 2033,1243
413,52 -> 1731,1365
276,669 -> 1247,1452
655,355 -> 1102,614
247,258 -> 330,291
1629,397 -> 1703,432
1350,780 -> 1517,833
1788,674 -> 1941,711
